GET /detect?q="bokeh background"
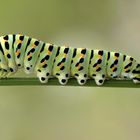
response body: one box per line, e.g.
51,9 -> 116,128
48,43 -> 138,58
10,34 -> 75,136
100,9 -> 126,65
0,0 -> 140,140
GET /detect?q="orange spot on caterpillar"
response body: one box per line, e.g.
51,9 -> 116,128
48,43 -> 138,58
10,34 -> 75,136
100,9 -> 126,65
41,61 -> 46,65
77,64 -> 81,69
112,66 -> 117,72
16,40 -> 22,44
98,55 -> 102,59
125,68 -> 129,72
59,63 -> 64,68
80,54 -> 84,58
114,56 -> 118,60
16,50 -> 20,56
32,45 -> 36,48
27,53 -> 32,58
47,50 -> 51,55
96,64 -> 100,70
64,53 -> 67,58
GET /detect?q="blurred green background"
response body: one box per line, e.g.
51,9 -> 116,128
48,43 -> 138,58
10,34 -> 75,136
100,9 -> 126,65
0,0 -> 140,140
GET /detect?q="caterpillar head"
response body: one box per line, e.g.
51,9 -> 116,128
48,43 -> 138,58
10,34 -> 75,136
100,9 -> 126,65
132,64 -> 140,83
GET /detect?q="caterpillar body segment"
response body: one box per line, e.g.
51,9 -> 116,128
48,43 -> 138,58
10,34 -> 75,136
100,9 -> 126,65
71,48 -> 91,85
24,39 -> 44,74
0,34 -> 139,86
0,43 -> 9,77
52,46 -> 73,85
106,52 -> 124,79
89,50 -> 108,85
35,43 -> 58,84
120,55 -> 136,79
0,35 -> 16,77
13,34 -> 30,69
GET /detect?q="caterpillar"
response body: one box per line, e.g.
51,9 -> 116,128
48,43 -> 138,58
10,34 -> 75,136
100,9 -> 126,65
0,34 -> 139,86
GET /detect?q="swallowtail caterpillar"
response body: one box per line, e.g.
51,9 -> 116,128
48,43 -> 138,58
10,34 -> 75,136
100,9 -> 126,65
0,34 -> 139,85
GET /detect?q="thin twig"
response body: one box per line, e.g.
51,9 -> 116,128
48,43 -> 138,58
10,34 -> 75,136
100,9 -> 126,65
0,78 -> 139,88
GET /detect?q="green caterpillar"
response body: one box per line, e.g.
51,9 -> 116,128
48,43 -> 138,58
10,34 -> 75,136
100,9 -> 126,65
0,34 -> 140,85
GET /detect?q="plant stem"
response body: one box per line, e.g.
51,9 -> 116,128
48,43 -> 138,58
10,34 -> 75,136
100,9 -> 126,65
0,78 -> 139,88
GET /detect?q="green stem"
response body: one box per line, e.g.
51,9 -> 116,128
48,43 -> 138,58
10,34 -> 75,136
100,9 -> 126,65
0,78 -> 139,88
